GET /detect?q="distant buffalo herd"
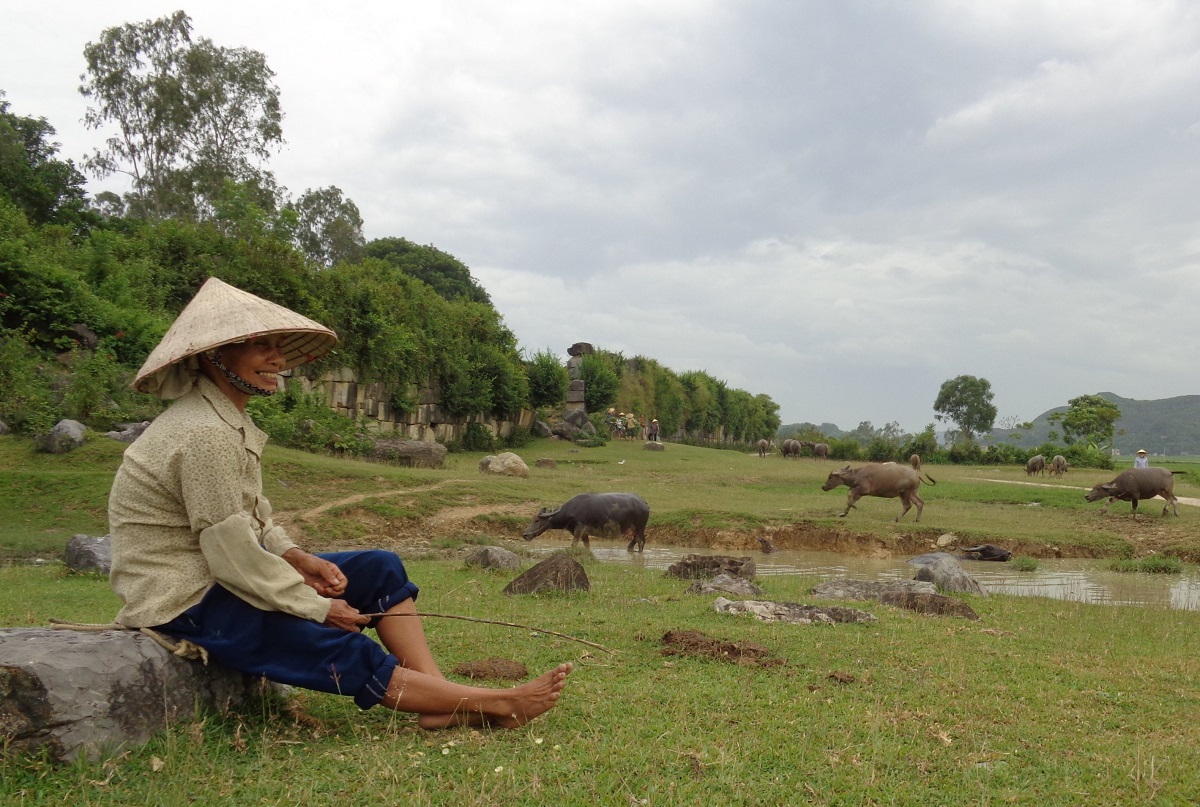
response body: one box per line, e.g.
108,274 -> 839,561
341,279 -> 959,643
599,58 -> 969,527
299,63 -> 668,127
522,446 -> 1182,555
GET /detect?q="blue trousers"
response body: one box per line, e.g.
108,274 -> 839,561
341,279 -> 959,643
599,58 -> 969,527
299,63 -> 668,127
156,550 -> 419,709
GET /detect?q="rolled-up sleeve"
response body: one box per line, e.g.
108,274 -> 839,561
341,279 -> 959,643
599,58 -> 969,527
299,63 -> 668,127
199,512 -> 331,623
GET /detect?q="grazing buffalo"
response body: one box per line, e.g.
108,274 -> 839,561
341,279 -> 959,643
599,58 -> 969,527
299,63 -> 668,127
757,439 -> 771,458
781,439 -> 801,459
1085,468 -> 1180,516
821,463 -> 937,522
523,492 -> 651,550
909,453 -> 922,471
1050,455 -> 1068,477
1025,454 -> 1046,476
801,441 -> 830,460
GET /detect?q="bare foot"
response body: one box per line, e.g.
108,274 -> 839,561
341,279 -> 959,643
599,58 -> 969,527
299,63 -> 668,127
492,662 -> 573,728
416,663 -> 573,730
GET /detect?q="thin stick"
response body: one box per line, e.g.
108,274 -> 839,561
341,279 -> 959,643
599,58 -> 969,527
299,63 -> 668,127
363,610 -> 616,655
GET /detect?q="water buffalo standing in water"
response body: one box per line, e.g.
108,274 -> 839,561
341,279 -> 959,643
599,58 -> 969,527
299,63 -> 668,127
757,439 -> 771,458
1085,468 -> 1179,516
1050,455 -> 1068,477
523,492 -> 651,550
1025,454 -> 1046,476
821,463 -> 937,522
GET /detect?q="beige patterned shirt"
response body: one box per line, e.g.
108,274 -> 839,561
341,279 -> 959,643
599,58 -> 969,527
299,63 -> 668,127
109,376 -> 331,627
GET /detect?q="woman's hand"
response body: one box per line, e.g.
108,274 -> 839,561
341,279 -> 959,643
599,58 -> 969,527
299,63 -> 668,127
282,548 -> 347,597
324,599 -> 370,632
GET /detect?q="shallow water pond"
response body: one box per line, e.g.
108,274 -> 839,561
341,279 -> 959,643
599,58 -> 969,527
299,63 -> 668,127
526,539 -> 1200,611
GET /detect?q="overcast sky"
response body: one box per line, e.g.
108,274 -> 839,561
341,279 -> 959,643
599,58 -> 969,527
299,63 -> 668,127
5,1 -> 1200,432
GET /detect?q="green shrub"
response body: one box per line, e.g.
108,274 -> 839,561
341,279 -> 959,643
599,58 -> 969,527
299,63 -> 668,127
1109,556 -> 1183,574
503,425 -> 534,449
1011,556 -> 1039,572
459,422 -> 496,452
246,382 -> 373,456
0,333 -> 56,433
525,348 -> 569,409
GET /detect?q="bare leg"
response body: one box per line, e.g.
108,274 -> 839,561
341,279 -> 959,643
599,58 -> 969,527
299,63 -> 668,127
374,598 -> 442,677
373,598 -> 573,729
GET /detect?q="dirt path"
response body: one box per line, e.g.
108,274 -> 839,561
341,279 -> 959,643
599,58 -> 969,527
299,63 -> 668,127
980,478 -> 1200,507
293,479 -> 457,522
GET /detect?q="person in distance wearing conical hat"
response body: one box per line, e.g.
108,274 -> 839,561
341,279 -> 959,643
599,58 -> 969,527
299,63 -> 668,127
1135,449 -> 1149,468
109,278 -> 571,727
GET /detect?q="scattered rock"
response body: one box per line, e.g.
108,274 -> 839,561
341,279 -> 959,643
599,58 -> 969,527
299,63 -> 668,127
535,458 -> 557,468
714,597 -> 877,625
478,452 -> 529,477
452,658 -> 528,680
503,552 -> 590,595
936,533 -> 957,548
36,420 -> 86,454
370,439 -> 447,469
0,419 -> 9,435
103,421 -> 150,444
828,671 -> 856,684
551,409 -> 596,441
810,578 -> 936,601
686,573 -> 764,597
660,629 -> 783,667
909,553 -> 985,595
666,554 -> 756,581
643,441 -> 665,451
879,591 -> 980,620
532,420 -> 554,438
463,545 -> 522,572
65,534 -> 111,575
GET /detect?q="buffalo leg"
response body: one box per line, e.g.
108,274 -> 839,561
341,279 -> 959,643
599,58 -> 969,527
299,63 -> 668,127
840,490 -> 863,518
912,492 -> 924,522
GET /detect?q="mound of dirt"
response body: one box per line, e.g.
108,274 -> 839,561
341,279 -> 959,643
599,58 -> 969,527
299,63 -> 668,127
452,658 -> 529,681
660,629 -> 785,668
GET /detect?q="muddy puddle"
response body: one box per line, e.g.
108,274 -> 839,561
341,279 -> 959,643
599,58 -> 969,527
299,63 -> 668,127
525,539 -> 1200,611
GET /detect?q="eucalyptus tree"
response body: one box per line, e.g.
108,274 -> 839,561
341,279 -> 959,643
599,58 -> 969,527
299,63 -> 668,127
289,186 -> 365,267
79,11 -> 283,219
933,375 -> 997,441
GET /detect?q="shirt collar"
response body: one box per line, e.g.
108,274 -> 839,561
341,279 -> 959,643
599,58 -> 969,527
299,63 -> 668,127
196,376 -> 268,458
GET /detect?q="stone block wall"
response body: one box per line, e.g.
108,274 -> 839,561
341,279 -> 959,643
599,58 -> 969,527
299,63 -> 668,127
291,369 -> 535,443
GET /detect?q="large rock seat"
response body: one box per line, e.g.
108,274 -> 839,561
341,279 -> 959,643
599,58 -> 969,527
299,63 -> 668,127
1,628 -> 269,762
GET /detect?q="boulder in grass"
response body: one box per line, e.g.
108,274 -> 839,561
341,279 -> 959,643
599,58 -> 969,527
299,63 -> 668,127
908,553 -> 985,595
36,420 -> 86,454
478,452 -> 529,478
503,552 -> 589,595
65,534 -> 112,575
463,545 -> 522,572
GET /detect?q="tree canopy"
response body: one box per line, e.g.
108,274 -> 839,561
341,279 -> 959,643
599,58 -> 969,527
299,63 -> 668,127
1049,394 -> 1122,449
0,93 -> 90,227
79,10 -> 283,219
933,375 -> 997,440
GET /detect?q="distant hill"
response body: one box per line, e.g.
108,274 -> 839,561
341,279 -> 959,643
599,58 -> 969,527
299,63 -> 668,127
993,393 -> 1200,457
781,393 -> 1200,457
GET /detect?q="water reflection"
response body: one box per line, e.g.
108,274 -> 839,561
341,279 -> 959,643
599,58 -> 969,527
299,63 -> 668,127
525,539 -> 1200,611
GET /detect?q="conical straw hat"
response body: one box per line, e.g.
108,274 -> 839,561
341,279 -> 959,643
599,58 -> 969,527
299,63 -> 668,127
133,277 -> 338,399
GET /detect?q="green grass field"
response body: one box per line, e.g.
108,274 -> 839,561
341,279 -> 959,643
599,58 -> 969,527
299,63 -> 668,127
4,434 -> 1200,804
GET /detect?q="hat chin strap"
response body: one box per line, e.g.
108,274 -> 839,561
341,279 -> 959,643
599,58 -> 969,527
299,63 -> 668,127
206,350 -> 276,397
